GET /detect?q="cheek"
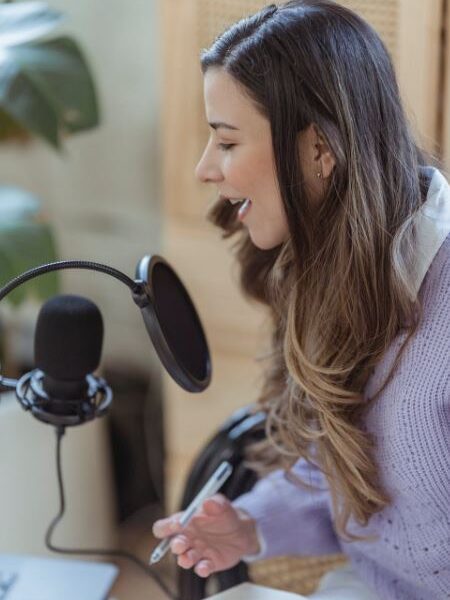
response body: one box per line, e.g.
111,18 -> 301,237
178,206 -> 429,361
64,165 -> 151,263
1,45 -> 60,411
243,157 -> 284,216
226,147 -> 272,190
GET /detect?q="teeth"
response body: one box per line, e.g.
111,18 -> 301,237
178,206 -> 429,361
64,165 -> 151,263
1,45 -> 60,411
229,198 -> 246,205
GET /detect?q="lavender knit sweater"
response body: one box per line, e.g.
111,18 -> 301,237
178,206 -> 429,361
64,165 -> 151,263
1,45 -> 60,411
234,168 -> 450,600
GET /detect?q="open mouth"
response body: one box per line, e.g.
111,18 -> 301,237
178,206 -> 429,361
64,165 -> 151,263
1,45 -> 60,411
218,195 -> 252,220
219,195 -> 247,206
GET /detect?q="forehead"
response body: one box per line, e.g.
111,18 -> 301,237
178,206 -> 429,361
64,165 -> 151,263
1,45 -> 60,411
203,68 -> 267,132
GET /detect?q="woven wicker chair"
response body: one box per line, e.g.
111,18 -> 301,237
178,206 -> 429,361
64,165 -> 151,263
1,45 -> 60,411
249,554 -> 348,596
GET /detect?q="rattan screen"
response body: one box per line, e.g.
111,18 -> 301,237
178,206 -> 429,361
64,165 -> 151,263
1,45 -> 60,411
196,0 -> 399,61
194,0 -> 401,163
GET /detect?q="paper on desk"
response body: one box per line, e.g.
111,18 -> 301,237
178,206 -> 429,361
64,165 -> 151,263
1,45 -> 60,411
207,582 -> 308,599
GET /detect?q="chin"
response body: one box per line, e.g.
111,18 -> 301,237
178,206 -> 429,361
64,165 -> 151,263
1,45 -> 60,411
249,230 -> 285,250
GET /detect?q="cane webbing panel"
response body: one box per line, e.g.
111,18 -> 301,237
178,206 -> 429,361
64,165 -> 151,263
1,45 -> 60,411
196,1 -> 399,60
444,2 -> 450,172
249,553 -> 348,596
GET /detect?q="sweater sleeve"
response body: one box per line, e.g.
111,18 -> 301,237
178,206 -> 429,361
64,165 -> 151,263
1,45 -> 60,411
232,457 -> 341,561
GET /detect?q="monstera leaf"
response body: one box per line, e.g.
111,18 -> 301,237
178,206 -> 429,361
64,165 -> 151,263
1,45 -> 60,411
0,1 -> 99,148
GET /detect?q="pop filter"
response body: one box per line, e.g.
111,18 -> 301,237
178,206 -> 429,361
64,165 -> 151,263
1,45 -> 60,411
135,255 -> 211,393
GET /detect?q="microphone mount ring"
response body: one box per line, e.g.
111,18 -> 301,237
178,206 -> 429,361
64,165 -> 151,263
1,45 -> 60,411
15,370 -> 113,427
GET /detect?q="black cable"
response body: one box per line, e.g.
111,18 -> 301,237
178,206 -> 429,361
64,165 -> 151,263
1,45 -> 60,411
45,425 -> 178,600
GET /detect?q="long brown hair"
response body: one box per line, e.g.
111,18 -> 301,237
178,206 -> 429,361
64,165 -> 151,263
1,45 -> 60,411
200,0 -> 433,539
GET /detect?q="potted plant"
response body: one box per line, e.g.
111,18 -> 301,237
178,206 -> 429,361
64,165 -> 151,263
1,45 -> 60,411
0,0 -> 100,369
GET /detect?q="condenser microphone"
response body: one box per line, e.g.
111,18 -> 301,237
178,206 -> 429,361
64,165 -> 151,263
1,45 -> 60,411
15,294 -> 112,427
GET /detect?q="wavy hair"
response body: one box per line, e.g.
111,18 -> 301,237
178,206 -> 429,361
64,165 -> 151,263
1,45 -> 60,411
200,0 -> 433,539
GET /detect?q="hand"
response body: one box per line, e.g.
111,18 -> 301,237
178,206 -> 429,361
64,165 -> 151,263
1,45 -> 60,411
152,494 -> 260,577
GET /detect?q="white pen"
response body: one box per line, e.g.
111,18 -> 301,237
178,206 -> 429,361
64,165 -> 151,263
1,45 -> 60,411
149,460 -> 233,565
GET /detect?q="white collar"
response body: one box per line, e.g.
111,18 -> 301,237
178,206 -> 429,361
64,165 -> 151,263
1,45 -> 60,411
413,167 -> 450,296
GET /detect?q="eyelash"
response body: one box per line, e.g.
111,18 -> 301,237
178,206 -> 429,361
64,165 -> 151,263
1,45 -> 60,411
218,143 -> 235,151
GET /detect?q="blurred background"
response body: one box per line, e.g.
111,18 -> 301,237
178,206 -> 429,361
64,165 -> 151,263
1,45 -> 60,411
0,0 -> 165,563
0,0 -> 448,597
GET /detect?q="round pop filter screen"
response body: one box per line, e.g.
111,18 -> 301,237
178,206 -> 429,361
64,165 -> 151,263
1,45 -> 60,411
136,256 -> 211,392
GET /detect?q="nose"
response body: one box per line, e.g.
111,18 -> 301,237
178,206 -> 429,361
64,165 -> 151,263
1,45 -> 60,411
195,143 -> 223,183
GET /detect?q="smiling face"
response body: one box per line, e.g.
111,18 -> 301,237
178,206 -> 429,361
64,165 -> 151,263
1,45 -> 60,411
195,68 -> 290,250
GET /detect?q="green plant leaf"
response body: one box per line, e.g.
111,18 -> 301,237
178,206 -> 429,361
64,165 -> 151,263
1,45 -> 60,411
12,36 -> 99,133
0,3 -> 99,147
0,59 -> 60,147
0,220 -> 59,305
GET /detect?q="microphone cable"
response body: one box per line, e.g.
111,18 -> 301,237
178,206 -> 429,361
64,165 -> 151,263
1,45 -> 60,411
45,425 -> 179,600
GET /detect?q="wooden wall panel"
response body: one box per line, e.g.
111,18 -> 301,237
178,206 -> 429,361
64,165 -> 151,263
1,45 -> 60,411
160,0 -> 447,510
444,0 -> 450,173
396,0 -> 444,154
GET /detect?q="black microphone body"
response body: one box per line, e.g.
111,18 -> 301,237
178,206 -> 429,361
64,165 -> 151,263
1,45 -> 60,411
14,294 -> 112,427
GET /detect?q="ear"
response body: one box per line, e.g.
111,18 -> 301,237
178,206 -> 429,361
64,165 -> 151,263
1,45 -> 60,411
312,124 -> 335,179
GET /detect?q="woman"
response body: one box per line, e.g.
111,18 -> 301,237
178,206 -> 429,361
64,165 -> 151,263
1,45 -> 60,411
153,1 -> 450,598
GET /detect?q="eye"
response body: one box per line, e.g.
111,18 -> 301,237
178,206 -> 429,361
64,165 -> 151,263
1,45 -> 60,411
217,143 -> 235,151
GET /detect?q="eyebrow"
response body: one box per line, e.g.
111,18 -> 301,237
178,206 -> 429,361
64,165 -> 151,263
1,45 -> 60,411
208,121 -> 240,131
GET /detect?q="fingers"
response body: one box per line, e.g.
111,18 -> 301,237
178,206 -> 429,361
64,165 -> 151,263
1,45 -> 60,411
168,534 -> 215,576
177,550 -> 215,577
152,500 -> 230,578
176,549 -> 216,577
152,512 -> 183,538
153,495 -> 231,539
170,537 -> 210,574
177,547 -> 201,570
194,559 -> 215,578
170,535 -> 190,555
